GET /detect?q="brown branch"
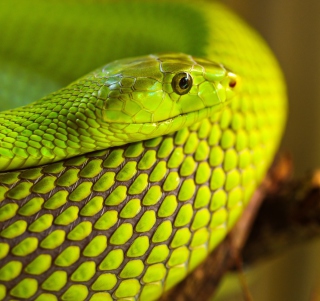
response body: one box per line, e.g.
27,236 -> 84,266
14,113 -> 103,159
243,158 -> 320,263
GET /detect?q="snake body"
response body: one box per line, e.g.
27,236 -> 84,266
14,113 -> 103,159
0,1 -> 287,301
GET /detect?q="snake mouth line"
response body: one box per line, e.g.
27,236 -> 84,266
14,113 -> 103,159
105,100 -> 232,146
151,101 -> 228,126
109,99 -> 231,128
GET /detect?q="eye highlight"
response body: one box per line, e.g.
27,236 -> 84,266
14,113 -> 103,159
171,72 -> 193,95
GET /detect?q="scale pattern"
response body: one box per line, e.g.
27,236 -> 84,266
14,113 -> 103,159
0,1 -> 287,301
1,109 -> 268,300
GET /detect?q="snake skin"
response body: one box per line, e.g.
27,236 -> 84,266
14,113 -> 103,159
0,1 -> 287,300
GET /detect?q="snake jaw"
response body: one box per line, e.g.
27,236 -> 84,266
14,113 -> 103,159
102,101 -> 226,147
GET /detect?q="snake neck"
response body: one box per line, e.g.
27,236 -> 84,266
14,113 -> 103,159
0,77 -> 112,171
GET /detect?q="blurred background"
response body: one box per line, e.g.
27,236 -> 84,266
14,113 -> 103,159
215,1 -> 320,300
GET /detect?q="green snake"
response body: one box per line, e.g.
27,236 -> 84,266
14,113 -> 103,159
0,1 -> 287,300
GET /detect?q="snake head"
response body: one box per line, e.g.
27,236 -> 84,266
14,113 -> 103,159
95,53 -> 237,143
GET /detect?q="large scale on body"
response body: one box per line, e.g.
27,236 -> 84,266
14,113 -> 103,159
0,1 -> 287,301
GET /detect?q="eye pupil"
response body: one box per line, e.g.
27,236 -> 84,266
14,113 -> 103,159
179,77 -> 189,89
172,72 -> 193,95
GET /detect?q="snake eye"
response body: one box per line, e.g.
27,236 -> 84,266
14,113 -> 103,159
171,72 -> 193,95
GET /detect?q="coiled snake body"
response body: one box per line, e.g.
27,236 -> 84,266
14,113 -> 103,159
0,1 -> 287,300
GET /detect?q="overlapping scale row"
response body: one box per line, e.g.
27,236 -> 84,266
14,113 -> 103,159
0,97 -> 281,300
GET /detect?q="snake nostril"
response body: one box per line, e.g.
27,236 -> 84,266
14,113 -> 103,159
229,80 -> 237,88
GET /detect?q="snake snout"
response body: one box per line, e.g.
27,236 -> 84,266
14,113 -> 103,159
224,71 -> 238,101
227,71 -> 237,88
